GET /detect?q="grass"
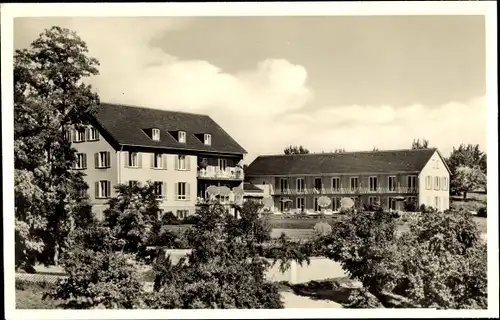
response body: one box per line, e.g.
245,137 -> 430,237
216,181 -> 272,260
15,280 -> 60,309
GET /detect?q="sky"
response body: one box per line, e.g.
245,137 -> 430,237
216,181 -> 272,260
14,15 -> 487,164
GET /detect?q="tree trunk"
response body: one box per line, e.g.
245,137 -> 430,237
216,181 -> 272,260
53,241 -> 60,266
463,191 -> 468,200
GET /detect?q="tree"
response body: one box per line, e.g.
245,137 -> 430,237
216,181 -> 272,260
14,26 -> 100,269
284,145 -> 310,155
454,166 -> 487,200
446,144 -> 487,195
149,201 -> 285,308
320,210 -> 487,309
103,182 -> 162,259
333,148 -> 346,153
372,147 -> 379,151
411,138 -> 430,149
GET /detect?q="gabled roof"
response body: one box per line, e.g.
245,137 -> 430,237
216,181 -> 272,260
245,148 -> 439,176
91,103 -> 247,155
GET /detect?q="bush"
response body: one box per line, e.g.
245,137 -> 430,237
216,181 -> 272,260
403,200 -> 418,212
321,209 -> 487,309
477,207 -> 487,217
45,249 -> 146,309
149,201 -> 285,309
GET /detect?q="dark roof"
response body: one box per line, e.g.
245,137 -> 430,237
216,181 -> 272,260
245,148 -> 439,176
92,103 -> 246,155
243,182 -> 264,193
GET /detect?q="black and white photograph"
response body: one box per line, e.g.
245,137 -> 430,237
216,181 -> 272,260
2,2 -> 498,319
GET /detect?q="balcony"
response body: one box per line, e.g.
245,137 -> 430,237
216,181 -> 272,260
271,186 -> 418,196
197,166 -> 244,180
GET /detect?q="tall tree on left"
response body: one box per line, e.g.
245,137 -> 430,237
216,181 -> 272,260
14,26 -> 100,270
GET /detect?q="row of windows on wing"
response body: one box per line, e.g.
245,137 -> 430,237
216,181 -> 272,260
149,128 -> 212,146
91,180 -> 191,200
277,176 -> 420,192
287,196 -> 420,212
73,151 -> 192,170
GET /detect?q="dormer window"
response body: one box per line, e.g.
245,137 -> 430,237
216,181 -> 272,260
152,128 -> 160,141
204,134 -> 211,146
178,131 -> 186,143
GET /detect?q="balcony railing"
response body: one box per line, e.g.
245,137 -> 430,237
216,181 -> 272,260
272,186 -> 418,195
197,166 -> 244,180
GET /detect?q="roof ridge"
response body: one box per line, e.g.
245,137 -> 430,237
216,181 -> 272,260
256,148 -> 437,158
99,102 -> 211,118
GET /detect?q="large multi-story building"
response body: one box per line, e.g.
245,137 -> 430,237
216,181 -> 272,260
244,148 -> 451,213
69,103 -> 247,219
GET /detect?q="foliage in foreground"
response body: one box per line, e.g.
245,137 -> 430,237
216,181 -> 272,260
321,209 -> 487,309
148,201 -> 285,309
47,200 -> 292,309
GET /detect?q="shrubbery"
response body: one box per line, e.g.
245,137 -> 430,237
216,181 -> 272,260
321,209 -> 487,309
477,207 -> 487,217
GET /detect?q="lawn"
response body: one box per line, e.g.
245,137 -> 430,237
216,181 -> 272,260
15,281 -> 60,309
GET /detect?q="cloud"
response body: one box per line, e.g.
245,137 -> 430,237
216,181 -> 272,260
14,18 -> 486,164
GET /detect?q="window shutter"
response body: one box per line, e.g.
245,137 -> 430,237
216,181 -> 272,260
162,154 -> 168,169
174,183 -> 178,199
106,151 -> 111,167
85,127 -> 90,141
95,153 -> 99,168
95,129 -> 100,140
186,183 -> 191,200
83,154 -> 87,169
175,156 -> 179,170
150,153 -> 155,168
106,181 -> 111,198
137,153 -> 142,168
187,157 -> 191,171
95,181 -> 99,198
163,181 -> 167,198
72,129 -> 77,142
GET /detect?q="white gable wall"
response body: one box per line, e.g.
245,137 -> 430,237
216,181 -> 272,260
418,150 -> 451,211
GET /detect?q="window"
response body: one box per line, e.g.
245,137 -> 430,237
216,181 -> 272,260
350,177 -> 359,191
154,181 -> 164,199
425,176 -> 432,189
332,197 -> 341,211
314,178 -> 322,190
368,196 -> 379,206
150,128 -> 160,141
88,127 -> 99,141
332,177 -> 341,192
96,180 -> 111,198
74,129 -> 86,142
178,131 -> 186,143
128,152 -> 140,167
388,176 -> 397,192
177,210 -> 189,220
280,178 -> 289,193
176,182 -> 189,200
95,151 -> 111,168
218,158 -> 227,171
296,178 -> 305,192
177,155 -> 188,170
152,153 -> 166,169
441,177 -> 448,191
435,196 -> 440,209
128,180 -> 139,188
434,176 -> 440,190
296,197 -> 305,211
407,175 -> 417,189
369,176 -> 378,191
74,153 -> 87,169
314,197 -> 320,212
76,189 -> 87,199
388,197 -> 397,210
204,134 -> 211,145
